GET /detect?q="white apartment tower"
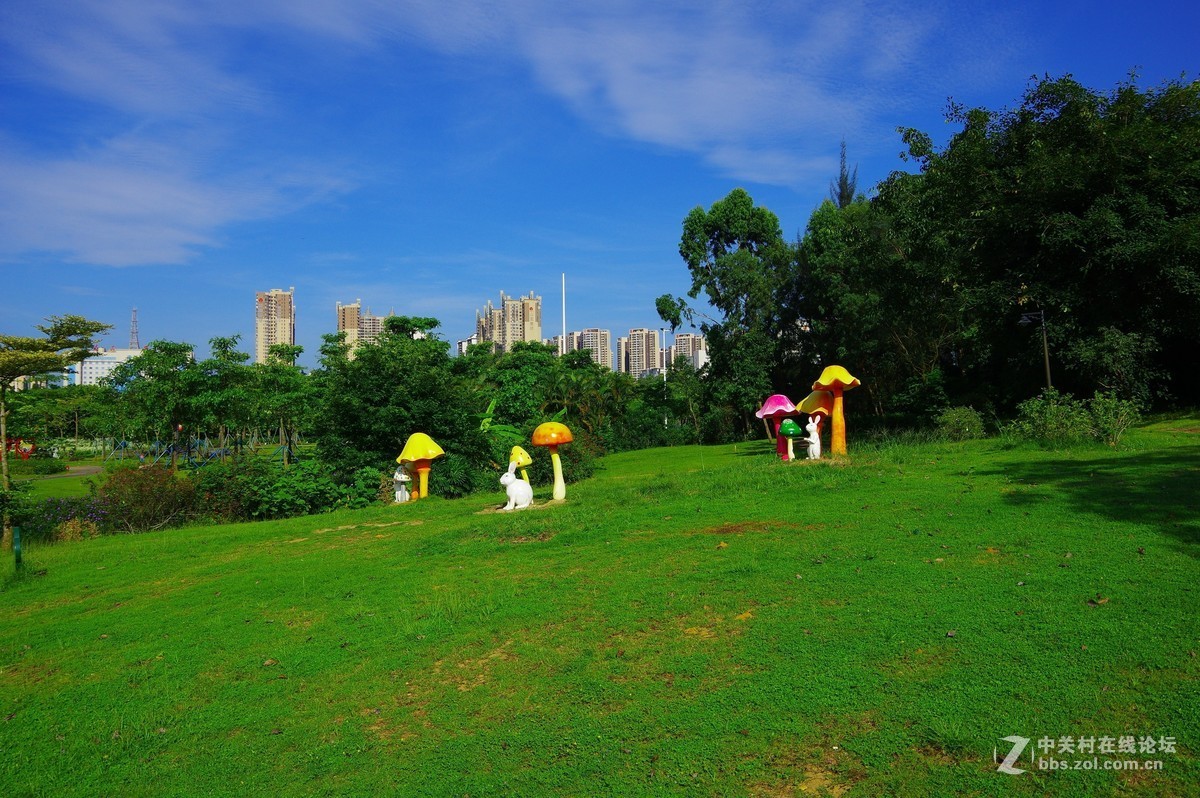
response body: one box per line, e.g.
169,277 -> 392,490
255,287 -> 295,364
616,336 -> 630,374
336,300 -> 388,349
475,291 -> 542,352
575,328 -> 613,370
670,332 -> 708,369
625,328 -> 661,377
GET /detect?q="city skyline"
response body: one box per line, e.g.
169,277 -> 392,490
3,2 -> 1195,366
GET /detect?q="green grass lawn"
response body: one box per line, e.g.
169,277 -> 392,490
2,423 -> 1197,796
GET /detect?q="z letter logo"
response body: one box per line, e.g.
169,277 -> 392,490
996,735 -> 1031,775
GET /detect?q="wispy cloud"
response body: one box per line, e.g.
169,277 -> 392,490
0,136 -> 352,266
0,0 -> 1018,268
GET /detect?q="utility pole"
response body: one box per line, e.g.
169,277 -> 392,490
1019,309 -> 1052,391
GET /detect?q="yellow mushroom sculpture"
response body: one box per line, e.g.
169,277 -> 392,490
796,390 -> 834,437
396,432 -> 444,500
532,422 -> 573,501
509,445 -> 533,484
811,366 -> 860,456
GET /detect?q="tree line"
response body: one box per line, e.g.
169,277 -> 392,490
658,73 -> 1200,435
5,72 -> 1197,520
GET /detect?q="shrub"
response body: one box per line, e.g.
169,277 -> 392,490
340,466 -> 385,510
1012,389 -> 1094,445
192,457 -> 356,521
2,493 -> 111,542
97,465 -> 197,532
1011,389 -> 1143,446
1087,392 -> 1142,446
6,456 -> 69,476
936,407 -> 987,441
55,517 -> 100,542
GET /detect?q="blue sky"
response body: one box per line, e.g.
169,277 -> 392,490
2,1 -> 1196,367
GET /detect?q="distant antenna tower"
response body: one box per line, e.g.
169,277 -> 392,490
129,307 -> 141,349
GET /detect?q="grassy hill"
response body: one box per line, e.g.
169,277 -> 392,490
2,423 -> 1198,796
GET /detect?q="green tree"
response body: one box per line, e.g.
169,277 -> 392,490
106,340 -> 203,468
829,139 -> 859,209
255,343 -> 309,466
658,188 -> 797,436
311,317 -> 491,496
895,73 -> 1200,406
195,335 -> 254,457
1,315 -> 110,547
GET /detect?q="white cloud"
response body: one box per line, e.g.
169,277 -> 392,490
0,137 -> 351,267
0,0 -> 1019,267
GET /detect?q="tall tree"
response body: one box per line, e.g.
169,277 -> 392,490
896,73 -> 1200,405
658,188 -> 797,435
0,315 -> 110,547
256,343 -> 308,466
829,139 -> 859,209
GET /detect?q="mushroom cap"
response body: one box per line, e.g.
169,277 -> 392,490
755,394 -> 798,419
532,422 -> 573,447
397,432 -> 445,464
796,390 -> 834,418
509,445 -> 534,468
778,418 -> 803,437
812,365 -> 861,392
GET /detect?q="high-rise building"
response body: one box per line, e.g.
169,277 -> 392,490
625,328 -> 661,377
475,291 -> 542,352
616,336 -> 630,374
670,332 -> 708,370
545,329 -> 613,369
574,328 -> 613,370
456,333 -> 479,356
255,287 -> 296,364
336,299 -> 388,350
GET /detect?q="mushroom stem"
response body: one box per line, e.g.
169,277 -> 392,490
550,447 -> 566,501
786,437 -> 795,461
774,419 -> 788,460
830,390 -> 847,455
413,459 -> 431,499
520,468 -> 529,484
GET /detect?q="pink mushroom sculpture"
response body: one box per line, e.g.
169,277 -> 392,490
755,394 -> 800,461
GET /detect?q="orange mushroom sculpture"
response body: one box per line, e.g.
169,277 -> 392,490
811,366 -> 860,456
396,432 -> 444,500
532,422 -> 573,501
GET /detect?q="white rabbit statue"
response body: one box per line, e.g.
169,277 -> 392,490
806,418 -> 822,460
500,462 -> 533,510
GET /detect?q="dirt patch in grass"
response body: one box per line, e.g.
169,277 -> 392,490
311,520 -> 422,534
750,747 -> 862,797
879,647 -> 955,681
475,501 -> 563,515
748,767 -> 850,796
433,641 -> 517,692
694,521 -> 808,536
505,531 -> 556,544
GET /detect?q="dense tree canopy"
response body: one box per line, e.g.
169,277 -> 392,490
665,73 -> 1200,429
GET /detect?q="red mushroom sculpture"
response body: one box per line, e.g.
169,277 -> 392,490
755,394 -> 800,461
